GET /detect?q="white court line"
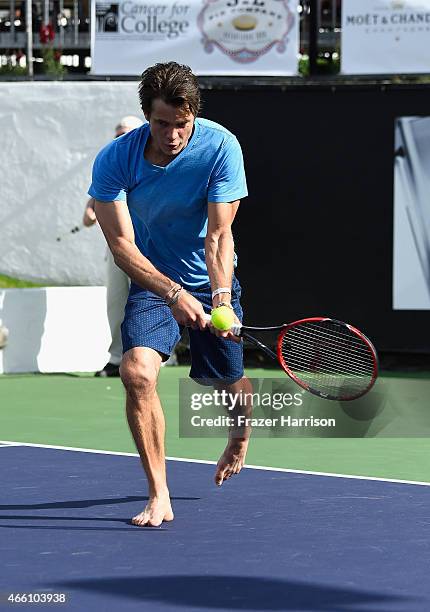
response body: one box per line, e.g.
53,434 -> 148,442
0,440 -> 138,457
1,439 -> 430,488
0,442 -> 23,448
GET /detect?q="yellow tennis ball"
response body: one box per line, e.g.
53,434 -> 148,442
211,306 -> 235,331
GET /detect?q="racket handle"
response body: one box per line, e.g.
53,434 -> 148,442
202,313 -> 242,336
230,323 -> 242,336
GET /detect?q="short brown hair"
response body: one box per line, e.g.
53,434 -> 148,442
138,62 -> 201,117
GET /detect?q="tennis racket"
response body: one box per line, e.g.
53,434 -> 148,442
209,316 -> 378,401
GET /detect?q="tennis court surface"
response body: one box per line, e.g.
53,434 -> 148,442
1,370 -> 430,611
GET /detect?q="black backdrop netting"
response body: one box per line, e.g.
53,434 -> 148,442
199,82 -> 430,353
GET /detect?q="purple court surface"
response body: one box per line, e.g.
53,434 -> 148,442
1,444 -> 430,611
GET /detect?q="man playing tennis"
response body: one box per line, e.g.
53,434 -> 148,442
89,61 -> 252,527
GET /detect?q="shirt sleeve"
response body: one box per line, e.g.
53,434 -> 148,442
88,140 -> 128,203
208,135 -> 248,203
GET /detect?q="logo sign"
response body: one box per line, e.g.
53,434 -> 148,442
341,0 -> 430,74
95,1 -> 191,39
96,3 -> 119,32
197,0 -> 295,63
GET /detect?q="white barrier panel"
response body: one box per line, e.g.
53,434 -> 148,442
0,287 -> 111,373
0,81 -> 144,286
393,117 -> 430,309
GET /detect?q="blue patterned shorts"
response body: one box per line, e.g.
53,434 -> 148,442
121,276 -> 244,384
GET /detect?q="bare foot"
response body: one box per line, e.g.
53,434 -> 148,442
215,438 -> 249,486
131,492 -> 174,527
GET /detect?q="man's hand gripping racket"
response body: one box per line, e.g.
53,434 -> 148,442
207,313 -> 378,401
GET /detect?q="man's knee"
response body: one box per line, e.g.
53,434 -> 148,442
120,349 -> 161,397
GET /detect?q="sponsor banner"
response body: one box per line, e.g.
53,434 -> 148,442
91,0 -> 299,75
341,0 -> 430,74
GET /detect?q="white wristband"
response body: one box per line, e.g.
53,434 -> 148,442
212,287 -> 231,299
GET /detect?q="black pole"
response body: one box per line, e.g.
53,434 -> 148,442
308,0 -> 318,76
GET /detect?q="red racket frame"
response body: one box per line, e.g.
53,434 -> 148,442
275,317 -> 379,401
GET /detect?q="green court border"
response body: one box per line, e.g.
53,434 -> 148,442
1,368 -> 430,483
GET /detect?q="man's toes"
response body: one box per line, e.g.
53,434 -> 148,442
216,468 -> 235,485
132,513 -> 148,526
215,468 -> 226,486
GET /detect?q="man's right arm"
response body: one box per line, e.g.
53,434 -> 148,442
94,199 -> 207,329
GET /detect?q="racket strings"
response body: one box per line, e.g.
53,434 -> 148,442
280,320 -> 376,399
282,355 -> 373,397
286,324 -> 372,353
283,324 -> 375,372
283,338 -> 372,375
283,340 -> 374,394
284,329 -> 375,378
282,325 -> 372,360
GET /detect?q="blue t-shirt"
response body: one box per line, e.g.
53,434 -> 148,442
88,118 -> 247,289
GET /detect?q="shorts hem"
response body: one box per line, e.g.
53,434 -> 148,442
123,343 -> 173,362
189,371 -> 245,386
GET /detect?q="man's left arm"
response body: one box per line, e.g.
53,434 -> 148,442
205,200 -> 241,340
